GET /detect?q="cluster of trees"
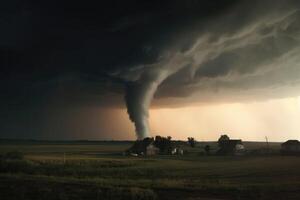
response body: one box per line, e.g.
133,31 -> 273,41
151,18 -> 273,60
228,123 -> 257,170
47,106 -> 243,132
129,134 -> 232,156
218,134 -> 230,148
187,137 -> 196,147
153,136 -> 172,154
187,137 -> 210,155
128,135 -> 173,155
186,134 -> 230,155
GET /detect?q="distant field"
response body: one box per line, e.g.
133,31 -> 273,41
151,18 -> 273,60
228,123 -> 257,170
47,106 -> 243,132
0,140 -> 281,154
0,140 -> 298,200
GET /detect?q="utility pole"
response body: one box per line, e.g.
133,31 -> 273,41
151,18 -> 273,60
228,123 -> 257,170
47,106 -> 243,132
265,136 -> 269,151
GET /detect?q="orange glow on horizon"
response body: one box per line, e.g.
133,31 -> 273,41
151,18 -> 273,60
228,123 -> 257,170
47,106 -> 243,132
149,97 -> 300,142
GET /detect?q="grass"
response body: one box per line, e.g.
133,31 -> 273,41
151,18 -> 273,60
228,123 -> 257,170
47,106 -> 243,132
0,141 -> 299,200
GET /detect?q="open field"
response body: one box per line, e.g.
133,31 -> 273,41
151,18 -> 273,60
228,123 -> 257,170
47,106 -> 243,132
0,140 -> 299,200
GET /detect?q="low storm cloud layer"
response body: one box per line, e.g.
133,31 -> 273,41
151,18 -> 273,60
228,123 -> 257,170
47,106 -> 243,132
1,0 -> 300,139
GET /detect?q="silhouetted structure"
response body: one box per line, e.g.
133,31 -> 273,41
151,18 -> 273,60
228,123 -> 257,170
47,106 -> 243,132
171,147 -> 184,155
127,137 -> 154,155
217,139 -> 245,155
146,143 -> 160,155
281,140 -> 300,155
127,136 -> 173,156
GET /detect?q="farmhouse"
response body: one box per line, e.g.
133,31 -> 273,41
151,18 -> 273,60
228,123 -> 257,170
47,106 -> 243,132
126,136 -> 174,156
146,143 -> 160,155
127,137 -> 154,155
281,140 -> 300,155
217,139 -> 245,155
171,147 -> 184,155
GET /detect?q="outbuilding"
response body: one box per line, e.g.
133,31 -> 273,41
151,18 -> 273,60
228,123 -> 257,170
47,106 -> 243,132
217,139 -> 245,155
146,143 -> 160,156
281,140 -> 300,155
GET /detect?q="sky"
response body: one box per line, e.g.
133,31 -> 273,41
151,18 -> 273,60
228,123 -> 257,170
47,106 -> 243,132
1,0 -> 300,141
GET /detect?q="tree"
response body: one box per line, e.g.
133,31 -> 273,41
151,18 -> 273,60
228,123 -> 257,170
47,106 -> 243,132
154,136 -> 172,154
187,137 -> 196,148
218,134 -> 230,147
204,145 -> 210,155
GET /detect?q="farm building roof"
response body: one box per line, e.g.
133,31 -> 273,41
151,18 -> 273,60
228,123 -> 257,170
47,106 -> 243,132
282,140 -> 300,146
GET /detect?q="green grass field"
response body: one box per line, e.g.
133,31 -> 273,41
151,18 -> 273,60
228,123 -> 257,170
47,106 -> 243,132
0,140 -> 299,200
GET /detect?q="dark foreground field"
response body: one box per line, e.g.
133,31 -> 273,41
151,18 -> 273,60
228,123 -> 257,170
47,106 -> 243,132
0,140 -> 299,200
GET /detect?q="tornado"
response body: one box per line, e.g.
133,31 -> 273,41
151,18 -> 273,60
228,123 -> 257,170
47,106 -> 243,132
125,54 -> 190,139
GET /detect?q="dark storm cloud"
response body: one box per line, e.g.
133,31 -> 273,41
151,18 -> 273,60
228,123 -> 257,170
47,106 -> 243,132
0,0 -> 237,93
1,0 -> 300,138
157,5 -> 300,104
